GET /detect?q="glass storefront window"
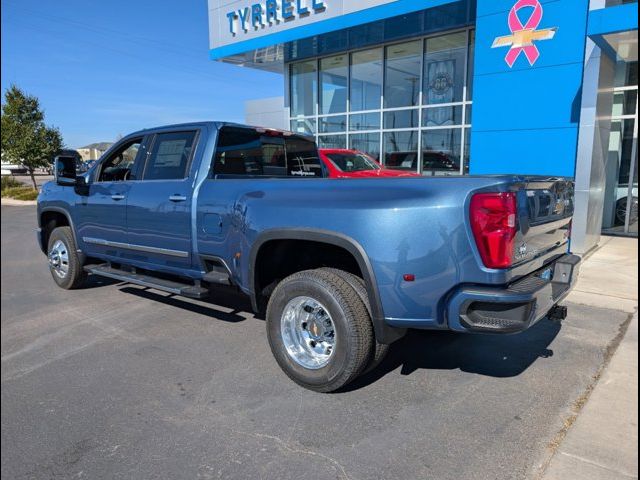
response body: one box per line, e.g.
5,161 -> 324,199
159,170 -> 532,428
350,48 -> 383,112
383,131 -> 418,170
421,129 -> 462,175
614,60 -> 638,88
463,128 -> 471,174
603,119 -> 638,232
629,153 -> 638,234
320,55 -> 348,115
290,61 -> 317,117
384,109 -> 419,129
467,30 -> 475,100
318,134 -> 347,148
349,132 -> 381,160
384,41 -> 422,108
349,112 -> 380,131
612,90 -> 638,117
424,32 -> 467,105
290,118 -> 316,135
319,116 -> 347,133
604,58 -> 638,237
287,28 -> 476,176
422,105 -> 463,127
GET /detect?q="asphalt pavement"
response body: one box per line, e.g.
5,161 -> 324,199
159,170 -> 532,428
0,205 -> 633,480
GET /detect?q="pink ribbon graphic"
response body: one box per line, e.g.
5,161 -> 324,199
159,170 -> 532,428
505,0 -> 544,67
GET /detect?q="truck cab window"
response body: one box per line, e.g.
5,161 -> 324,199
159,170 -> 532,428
285,137 -> 323,177
97,139 -> 142,182
213,126 -> 322,178
143,131 -> 196,180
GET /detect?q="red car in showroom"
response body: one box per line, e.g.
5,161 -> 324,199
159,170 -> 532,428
319,149 -> 421,178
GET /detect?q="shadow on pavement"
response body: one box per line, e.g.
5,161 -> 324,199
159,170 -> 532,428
342,318 -> 561,391
113,280 -> 560,388
119,285 -> 252,323
79,275 -> 123,289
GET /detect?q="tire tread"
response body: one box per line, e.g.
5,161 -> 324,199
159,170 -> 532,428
266,269 -> 374,392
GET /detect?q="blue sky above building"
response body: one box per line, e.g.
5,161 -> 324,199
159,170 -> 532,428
0,0 -> 283,147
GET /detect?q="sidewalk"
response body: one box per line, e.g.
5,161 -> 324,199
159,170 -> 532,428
542,236 -> 638,480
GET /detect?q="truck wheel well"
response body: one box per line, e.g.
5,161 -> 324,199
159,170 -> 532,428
254,239 -> 363,303
40,211 -> 70,251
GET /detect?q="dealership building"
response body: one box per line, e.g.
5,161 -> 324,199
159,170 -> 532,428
208,0 -> 638,252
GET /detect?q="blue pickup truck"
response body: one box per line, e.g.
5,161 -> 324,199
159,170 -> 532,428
37,122 -> 580,392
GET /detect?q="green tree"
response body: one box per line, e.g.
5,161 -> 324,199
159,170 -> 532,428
1,85 -> 63,190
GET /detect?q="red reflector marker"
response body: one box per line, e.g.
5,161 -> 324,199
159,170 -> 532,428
403,274 -> 415,282
470,192 -> 518,269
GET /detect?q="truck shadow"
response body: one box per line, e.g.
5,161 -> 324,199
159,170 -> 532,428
116,283 -> 561,388
342,319 -> 561,392
119,285 -> 253,323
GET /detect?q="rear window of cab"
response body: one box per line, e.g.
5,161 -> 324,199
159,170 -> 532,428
212,126 -> 323,178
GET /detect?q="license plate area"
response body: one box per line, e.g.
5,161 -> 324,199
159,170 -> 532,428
537,266 -> 554,281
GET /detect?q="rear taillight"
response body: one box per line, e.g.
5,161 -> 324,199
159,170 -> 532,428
470,192 -> 518,269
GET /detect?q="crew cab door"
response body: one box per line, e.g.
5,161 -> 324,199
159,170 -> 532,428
75,136 -> 147,258
124,130 -> 199,272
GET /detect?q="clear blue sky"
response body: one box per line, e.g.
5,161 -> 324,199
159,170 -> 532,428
0,0 -> 283,148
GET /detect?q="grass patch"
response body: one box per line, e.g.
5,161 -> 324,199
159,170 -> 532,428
1,183 -> 39,201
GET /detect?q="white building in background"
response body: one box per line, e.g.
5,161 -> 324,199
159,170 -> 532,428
76,148 -> 102,161
245,96 -> 286,129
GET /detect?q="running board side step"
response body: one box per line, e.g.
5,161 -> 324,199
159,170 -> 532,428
203,265 -> 231,285
84,264 -> 210,299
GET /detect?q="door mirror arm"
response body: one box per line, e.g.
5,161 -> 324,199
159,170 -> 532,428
74,175 -> 90,196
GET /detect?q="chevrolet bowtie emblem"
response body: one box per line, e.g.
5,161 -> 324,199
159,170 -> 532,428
492,0 -> 558,67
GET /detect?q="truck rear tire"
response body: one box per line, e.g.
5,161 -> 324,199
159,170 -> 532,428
319,268 -> 390,374
47,226 -> 87,290
266,269 -> 374,392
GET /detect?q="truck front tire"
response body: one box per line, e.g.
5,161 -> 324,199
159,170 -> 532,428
47,226 -> 87,290
266,269 -> 374,392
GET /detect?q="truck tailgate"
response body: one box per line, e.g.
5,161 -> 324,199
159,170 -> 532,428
514,179 -> 574,265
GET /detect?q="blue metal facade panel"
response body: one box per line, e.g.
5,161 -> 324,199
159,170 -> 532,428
469,0 -> 590,177
587,2 -> 638,36
209,0 -> 460,59
472,127 -> 580,176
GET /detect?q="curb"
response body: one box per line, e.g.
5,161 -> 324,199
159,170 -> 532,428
1,198 -> 37,206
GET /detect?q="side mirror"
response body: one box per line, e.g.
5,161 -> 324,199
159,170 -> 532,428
55,156 -> 77,186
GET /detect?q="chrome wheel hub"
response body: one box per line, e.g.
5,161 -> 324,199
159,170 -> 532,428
48,240 -> 70,278
281,296 -> 336,369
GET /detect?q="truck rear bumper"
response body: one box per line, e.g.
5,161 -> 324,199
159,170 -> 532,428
446,254 -> 581,334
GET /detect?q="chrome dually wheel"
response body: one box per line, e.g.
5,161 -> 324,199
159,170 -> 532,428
46,226 -> 87,289
266,269 -> 374,392
281,296 -> 336,369
48,239 -> 70,278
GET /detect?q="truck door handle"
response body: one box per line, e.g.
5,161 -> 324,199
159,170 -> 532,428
111,194 -> 125,201
169,195 -> 187,202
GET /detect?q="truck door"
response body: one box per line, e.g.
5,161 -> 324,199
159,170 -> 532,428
75,136 -> 147,259
124,130 -> 198,272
